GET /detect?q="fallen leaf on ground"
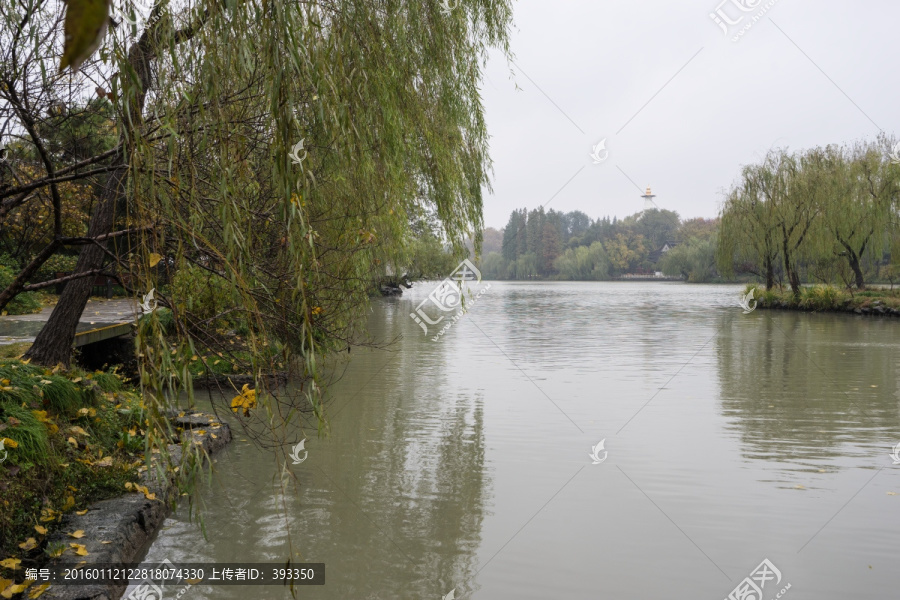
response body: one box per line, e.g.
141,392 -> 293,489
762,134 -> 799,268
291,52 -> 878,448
76,510 -> 88,516
34,526 -> 47,536
67,437 -> 78,447
39,509 -> 59,522
68,426 -> 89,436
93,456 -> 113,467
0,438 -> 18,449
69,544 -> 88,556
67,531 -> 85,539
28,583 -> 51,598
62,496 -> 75,511
0,558 -> 20,569
1,579 -> 33,598
18,538 -> 37,551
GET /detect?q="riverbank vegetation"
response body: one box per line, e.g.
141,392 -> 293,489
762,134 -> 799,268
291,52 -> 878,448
747,284 -> 900,315
0,360 -> 146,562
718,138 -> 899,295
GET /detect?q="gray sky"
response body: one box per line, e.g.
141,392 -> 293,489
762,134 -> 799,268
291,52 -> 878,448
479,0 -> 897,229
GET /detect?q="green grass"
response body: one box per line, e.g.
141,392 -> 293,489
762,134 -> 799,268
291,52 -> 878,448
0,362 -> 146,561
748,284 -> 900,312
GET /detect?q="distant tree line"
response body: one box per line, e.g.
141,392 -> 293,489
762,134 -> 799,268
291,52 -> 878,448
480,206 -> 720,281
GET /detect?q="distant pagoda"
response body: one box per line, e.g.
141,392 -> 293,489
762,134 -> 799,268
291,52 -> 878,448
641,186 -> 657,212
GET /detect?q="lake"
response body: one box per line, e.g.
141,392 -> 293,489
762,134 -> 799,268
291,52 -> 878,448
136,281 -> 900,599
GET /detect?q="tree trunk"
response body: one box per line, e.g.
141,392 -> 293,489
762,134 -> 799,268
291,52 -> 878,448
23,168 -> 125,367
765,258 -> 774,290
847,253 -> 865,290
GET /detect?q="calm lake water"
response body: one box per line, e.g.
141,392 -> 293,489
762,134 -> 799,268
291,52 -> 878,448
137,282 -> 900,599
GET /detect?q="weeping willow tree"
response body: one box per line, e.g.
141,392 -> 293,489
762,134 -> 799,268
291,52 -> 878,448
717,140 -> 900,293
1,0 -> 514,489
813,139 -> 898,289
716,162 -> 781,289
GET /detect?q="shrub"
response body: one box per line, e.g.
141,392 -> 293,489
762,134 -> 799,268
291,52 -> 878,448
34,253 -> 79,282
170,265 -> 239,329
0,265 -> 43,315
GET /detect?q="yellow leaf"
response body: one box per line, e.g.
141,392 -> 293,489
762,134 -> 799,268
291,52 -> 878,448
0,558 -> 20,569
0,438 -> 17,449
63,496 -> 75,511
34,526 -> 47,536
67,437 -> 78,446
77,408 -> 96,417
29,583 -> 51,598
69,543 -> 88,556
0,582 -> 10,597
100,541 -> 112,544
72,377 -> 82,383
68,531 -> 85,539
69,426 -> 88,436
39,509 -> 59,522
1,580 -> 32,599
76,510 -> 88,516
148,253 -> 162,267
18,538 -> 37,551
93,456 -> 113,467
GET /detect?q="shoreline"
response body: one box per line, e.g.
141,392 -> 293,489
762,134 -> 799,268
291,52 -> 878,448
40,414 -> 232,600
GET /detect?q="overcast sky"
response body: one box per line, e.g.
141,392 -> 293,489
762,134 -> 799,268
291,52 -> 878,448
478,0 -> 897,229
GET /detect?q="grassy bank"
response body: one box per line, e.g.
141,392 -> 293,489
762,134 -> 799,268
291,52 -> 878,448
749,285 -> 900,315
0,358 -> 148,586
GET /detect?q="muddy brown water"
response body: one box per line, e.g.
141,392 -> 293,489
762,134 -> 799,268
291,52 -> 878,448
132,282 -> 900,599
